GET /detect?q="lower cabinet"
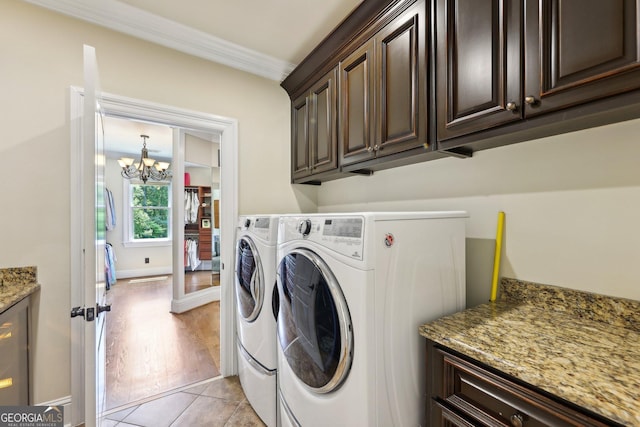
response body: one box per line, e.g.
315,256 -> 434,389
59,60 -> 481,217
0,297 -> 30,405
425,340 -> 617,427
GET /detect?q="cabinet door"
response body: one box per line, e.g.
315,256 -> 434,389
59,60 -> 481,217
435,0 -> 522,141
309,68 -> 338,174
375,0 -> 427,156
340,40 -> 376,166
525,0 -> 640,116
291,93 -> 310,181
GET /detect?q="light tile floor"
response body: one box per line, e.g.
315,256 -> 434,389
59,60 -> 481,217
101,376 -> 266,427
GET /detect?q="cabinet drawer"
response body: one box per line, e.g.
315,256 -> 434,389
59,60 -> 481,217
436,349 -> 612,427
0,298 -> 29,405
433,399 -> 476,427
199,242 -> 212,259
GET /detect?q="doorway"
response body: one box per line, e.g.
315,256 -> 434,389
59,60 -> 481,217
102,116 -> 222,410
69,88 -> 239,424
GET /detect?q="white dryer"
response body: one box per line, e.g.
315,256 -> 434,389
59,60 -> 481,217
275,212 -> 467,427
235,215 -> 280,427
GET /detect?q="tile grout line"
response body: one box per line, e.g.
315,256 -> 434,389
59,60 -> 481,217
103,375 -> 224,417
222,401 -> 245,427
167,391 -> 201,427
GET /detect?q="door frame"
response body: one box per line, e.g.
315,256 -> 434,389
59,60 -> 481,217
69,87 -> 238,425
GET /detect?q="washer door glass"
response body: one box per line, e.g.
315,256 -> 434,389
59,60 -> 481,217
235,236 -> 263,322
277,248 -> 352,393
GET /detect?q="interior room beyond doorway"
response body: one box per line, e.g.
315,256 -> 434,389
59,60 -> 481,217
103,115 -> 223,409
104,274 -> 220,410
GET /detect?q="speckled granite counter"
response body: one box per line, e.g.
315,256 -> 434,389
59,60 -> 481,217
419,278 -> 640,426
0,266 -> 40,314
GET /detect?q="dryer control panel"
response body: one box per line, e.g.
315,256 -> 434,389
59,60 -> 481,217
238,215 -> 279,244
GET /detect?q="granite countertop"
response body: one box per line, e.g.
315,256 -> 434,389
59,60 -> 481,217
419,278 -> 640,426
0,266 -> 40,314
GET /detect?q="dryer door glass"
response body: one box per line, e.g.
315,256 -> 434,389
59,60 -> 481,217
277,248 -> 353,393
235,237 -> 264,322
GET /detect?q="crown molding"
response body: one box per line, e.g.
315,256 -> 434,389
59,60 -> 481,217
24,0 -> 296,81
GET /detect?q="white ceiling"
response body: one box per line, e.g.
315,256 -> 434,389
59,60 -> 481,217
118,0 -> 363,66
26,0 -> 364,160
102,115 -> 220,165
102,116 -> 173,162
24,0 -> 364,81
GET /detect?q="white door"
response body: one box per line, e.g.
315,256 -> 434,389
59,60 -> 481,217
69,64 -> 240,425
74,44 -> 108,427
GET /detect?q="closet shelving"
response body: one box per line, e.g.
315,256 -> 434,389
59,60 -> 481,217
198,188 -> 212,260
185,186 -> 212,269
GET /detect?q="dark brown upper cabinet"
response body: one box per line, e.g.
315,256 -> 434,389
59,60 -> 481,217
436,0 -> 640,143
291,68 -> 339,184
435,0 -> 521,141
339,40 -> 376,167
525,0 -> 640,116
340,0 -> 428,171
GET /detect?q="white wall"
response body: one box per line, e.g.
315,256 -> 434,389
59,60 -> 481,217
0,0 -> 315,404
318,118 -> 640,306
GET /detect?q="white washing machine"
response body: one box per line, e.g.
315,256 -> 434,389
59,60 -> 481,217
235,215 -> 280,427
275,212 -> 467,427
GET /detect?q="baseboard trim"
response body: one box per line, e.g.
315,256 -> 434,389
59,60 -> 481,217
171,286 -> 220,313
116,267 -> 172,279
37,395 -> 72,427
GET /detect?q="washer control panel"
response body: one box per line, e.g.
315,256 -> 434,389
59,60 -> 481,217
283,216 -> 365,260
321,218 -> 363,238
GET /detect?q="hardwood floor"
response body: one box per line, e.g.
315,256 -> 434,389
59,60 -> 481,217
105,275 -> 220,410
184,270 -> 220,294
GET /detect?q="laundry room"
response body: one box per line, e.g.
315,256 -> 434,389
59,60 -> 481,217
1,0 -> 640,426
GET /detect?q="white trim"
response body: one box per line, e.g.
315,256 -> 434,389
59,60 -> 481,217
171,286 -> 220,314
36,395 -> 72,427
70,87 -> 239,425
24,0 -> 295,81
121,240 -> 172,248
218,116 -> 239,377
171,129 -> 187,313
69,86 -> 85,427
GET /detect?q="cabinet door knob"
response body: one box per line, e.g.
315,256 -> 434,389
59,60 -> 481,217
367,146 -> 374,152
374,145 -> 379,151
510,413 -> 524,427
506,102 -> 518,112
524,96 -> 537,105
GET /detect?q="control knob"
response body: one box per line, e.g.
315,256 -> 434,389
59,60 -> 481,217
243,218 -> 251,228
298,219 -> 312,236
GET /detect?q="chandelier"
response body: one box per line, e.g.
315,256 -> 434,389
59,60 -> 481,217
118,134 -> 172,184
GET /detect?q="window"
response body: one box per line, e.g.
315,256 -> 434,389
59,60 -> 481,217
123,181 -> 171,246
